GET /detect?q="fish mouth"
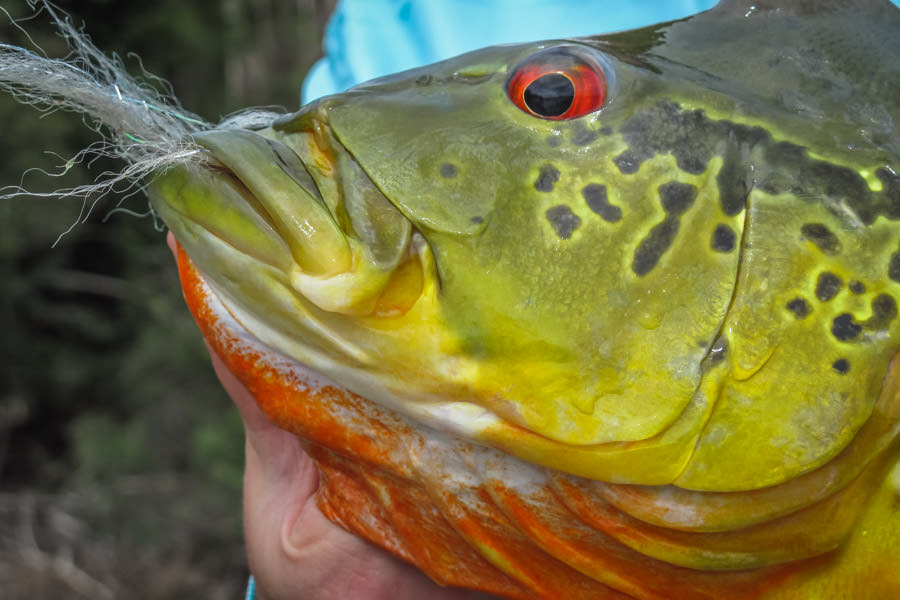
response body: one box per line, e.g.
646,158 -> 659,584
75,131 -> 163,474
150,113 -> 427,320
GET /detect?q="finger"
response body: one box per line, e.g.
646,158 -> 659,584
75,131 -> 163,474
206,344 -> 278,437
166,230 -> 177,257
206,343 -> 319,488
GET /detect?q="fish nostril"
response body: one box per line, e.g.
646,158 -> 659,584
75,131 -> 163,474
272,98 -> 337,133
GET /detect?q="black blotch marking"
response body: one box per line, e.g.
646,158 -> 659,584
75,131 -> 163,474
616,101 -> 899,226
546,135 -> 562,148
815,272 -> 842,302
800,223 -> 841,255
631,183 -> 697,276
786,297 -> 812,319
849,280 -> 866,294
440,163 -> 458,178
535,164 -> 561,192
717,145 -> 749,216
546,205 -> 581,239
757,142 -> 891,226
888,251 -> 900,283
659,182 -> 697,215
707,337 -> 728,366
711,224 -> 736,253
598,125 -> 613,136
679,154 -> 706,175
613,150 -> 640,174
876,168 -> 900,220
832,358 -> 850,374
754,143 -> 805,197
582,184 -> 622,223
571,121 -> 598,146
615,101 -> 758,178
470,216 -> 484,224
832,313 -> 862,342
864,293 -> 898,330
632,217 -> 679,276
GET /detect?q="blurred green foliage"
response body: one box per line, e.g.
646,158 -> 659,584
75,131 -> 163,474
0,1 -> 334,597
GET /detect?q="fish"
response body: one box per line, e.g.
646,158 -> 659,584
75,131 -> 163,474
5,0 -> 900,598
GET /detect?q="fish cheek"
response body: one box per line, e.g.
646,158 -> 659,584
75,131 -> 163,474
327,92 -> 534,235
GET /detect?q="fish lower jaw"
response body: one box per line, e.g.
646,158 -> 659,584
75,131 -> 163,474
287,232 -> 427,317
289,256 -> 392,316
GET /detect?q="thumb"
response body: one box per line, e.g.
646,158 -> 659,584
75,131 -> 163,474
206,344 -> 319,492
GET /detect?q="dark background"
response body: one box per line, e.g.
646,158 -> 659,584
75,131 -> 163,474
1,1 -> 335,597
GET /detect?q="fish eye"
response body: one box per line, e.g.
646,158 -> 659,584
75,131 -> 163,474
506,46 -> 608,120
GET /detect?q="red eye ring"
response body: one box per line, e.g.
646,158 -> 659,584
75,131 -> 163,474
507,46 -> 608,120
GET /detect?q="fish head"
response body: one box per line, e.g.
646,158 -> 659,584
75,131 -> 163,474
149,0 -> 900,491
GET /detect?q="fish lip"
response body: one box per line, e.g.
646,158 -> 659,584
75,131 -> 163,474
168,114 -> 423,320
190,127 -> 325,207
191,126 -> 329,228
271,105 -> 421,270
194,114 -> 418,266
198,130 -> 323,198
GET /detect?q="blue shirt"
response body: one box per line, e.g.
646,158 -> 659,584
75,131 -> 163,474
302,0 -> 718,102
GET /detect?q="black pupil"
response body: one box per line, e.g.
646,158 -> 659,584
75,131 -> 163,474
523,73 -> 575,117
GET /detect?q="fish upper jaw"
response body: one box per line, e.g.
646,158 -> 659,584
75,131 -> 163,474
151,120 -> 426,318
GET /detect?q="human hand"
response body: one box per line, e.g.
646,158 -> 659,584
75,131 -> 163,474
166,233 -> 495,600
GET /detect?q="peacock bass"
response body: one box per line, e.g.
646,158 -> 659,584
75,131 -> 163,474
9,0 -> 898,597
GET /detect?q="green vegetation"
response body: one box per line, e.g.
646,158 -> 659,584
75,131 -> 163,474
0,1 -> 333,596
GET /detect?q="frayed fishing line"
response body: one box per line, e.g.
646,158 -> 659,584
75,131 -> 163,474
102,205 -> 156,223
0,0 -> 283,244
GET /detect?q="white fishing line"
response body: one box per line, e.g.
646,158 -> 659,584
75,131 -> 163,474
0,1 -> 283,243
